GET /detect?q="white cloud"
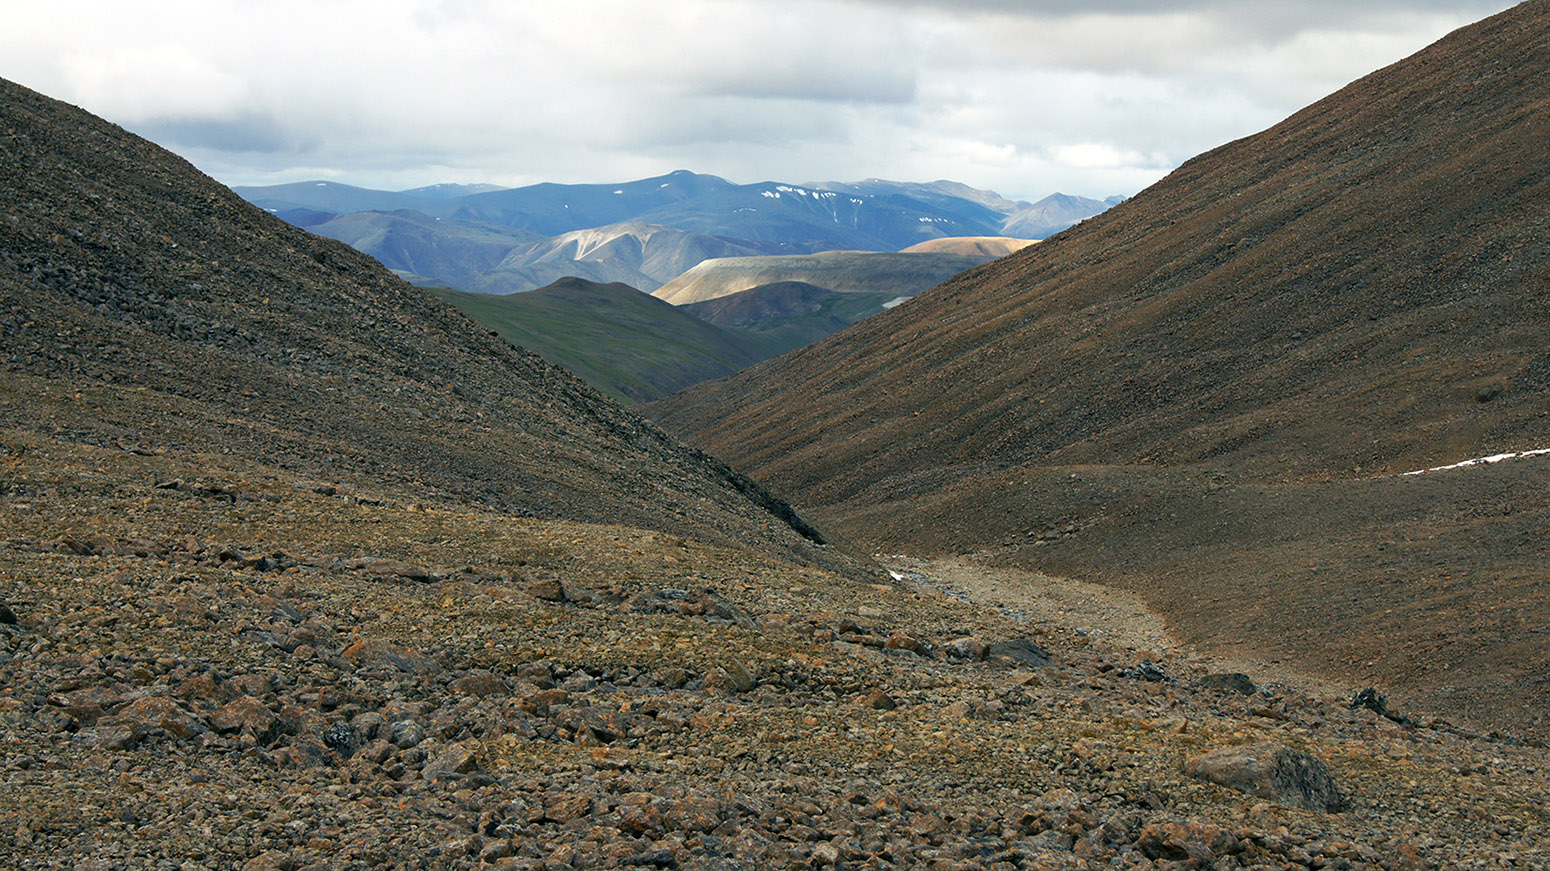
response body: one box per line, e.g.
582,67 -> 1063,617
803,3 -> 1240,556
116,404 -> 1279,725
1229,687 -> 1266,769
0,0 -> 1519,199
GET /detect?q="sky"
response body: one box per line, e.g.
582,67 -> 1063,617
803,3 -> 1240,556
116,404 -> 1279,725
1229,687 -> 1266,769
0,0 -> 1519,201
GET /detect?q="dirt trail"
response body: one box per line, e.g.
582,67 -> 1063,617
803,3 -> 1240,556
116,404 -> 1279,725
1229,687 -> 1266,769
889,554 -> 1358,702
886,555 -> 1178,654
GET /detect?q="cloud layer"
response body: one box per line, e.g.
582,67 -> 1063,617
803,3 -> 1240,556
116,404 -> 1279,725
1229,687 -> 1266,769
0,0 -> 1515,198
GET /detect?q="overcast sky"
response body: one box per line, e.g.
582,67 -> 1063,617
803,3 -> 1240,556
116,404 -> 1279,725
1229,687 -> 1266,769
1,0 -> 1518,200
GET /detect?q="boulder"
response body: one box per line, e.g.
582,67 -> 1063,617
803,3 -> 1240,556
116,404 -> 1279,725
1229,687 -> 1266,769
1198,673 -> 1258,695
211,695 -> 281,744
987,639 -> 1052,669
1184,743 -> 1346,812
102,696 -> 208,740
340,638 -> 440,675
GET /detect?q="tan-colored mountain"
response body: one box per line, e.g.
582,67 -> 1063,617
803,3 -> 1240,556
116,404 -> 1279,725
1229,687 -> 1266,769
0,76 -> 831,567
647,2 -> 1550,739
899,236 -> 1037,257
465,220 -> 779,294
651,250 -> 991,306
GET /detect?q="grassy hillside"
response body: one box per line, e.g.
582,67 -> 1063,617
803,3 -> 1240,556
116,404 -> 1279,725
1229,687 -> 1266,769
431,280 -> 786,403
680,282 -> 905,356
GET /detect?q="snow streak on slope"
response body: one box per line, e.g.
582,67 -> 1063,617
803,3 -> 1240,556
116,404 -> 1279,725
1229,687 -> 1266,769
1402,448 -> 1550,476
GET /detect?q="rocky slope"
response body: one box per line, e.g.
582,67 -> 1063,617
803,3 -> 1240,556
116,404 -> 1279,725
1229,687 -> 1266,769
2,436 -> 1546,870
0,75 -> 829,568
645,1 -> 1550,741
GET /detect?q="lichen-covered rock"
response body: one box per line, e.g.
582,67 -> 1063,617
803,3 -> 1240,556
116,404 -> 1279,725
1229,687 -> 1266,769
101,696 -> 208,741
211,695 -> 281,744
340,638 -> 440,675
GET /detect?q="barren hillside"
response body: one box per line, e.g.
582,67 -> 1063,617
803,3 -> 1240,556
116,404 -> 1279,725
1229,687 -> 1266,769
646,1 -> 1550,740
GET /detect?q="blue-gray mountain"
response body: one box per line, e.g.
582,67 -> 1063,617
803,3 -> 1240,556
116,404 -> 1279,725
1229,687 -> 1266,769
234,172 -> 1120,294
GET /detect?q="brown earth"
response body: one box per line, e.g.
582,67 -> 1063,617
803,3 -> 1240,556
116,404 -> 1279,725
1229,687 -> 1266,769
644,2 -> 1550,741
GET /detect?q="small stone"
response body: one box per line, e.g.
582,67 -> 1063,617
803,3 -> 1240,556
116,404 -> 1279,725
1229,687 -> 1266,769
519,688 -> 569,715
653,667 -> 688,689
860,689 -> 897,710
1184,743 -> 1346,812
75,725 -> 138,750
1351,687 -> 1389,716
884,632 -> 928,654
987,639 -> 1052,669
322,722 -> 359,757
943,637 -> 990,660
625,847 -> 678,868
0,601 -> 16,624
722,660 -> 755,692
525,578 -> 567,602
241,851 -> 295,871
700,667 -> 738,696
423,741 -> 480,781
1136,819 -> 1241,864
451,670 -> 509,698
544,793 -> 593,824
103,696 -> 208,740
389,719 -> 425,749
1122,659 -> 1170,682
662,797 -> 721,833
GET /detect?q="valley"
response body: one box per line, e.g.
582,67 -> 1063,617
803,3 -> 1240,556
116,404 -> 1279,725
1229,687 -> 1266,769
237,175 -> 1081,401
3,1 -> 1548,868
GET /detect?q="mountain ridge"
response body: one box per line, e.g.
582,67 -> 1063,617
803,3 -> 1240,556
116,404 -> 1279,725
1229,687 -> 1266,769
237,175 -> 1120,295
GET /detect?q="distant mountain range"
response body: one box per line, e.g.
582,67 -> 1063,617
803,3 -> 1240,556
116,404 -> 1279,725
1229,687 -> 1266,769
234,173 -> 1120,295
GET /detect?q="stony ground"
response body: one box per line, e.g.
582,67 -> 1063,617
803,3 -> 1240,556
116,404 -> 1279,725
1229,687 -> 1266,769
3,425 -> 1546,871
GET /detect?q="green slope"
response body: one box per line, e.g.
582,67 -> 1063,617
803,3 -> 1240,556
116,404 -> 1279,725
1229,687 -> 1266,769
431,279 -> 786,403
680,281 -> 906,356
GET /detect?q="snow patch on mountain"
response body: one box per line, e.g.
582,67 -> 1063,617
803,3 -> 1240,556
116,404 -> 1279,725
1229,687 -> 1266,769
1402,448 -> 1550,476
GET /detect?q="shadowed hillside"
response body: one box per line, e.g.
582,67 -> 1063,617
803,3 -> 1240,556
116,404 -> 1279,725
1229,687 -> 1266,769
646,2 -> 1550,739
